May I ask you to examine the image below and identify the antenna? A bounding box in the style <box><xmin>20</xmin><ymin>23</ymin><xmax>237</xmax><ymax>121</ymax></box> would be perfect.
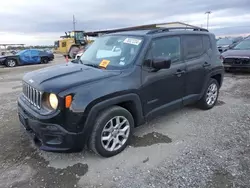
<box><xmin>73</xmin><ymin>15</ymin><xmax>76</xmax><ymax>31</ymax></box>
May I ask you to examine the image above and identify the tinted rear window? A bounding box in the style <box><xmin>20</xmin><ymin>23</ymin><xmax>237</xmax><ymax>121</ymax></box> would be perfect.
<box><xmin>184</xmin><ymin>35</ymin><xmax>203</xmax><ymax>59</ymax></box>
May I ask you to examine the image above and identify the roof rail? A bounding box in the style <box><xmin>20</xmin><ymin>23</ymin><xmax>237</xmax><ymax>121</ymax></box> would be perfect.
<box><xmin>147</xmin><ymin>27</ymin><xmax>208</xmax><ymax>34</ymax></box>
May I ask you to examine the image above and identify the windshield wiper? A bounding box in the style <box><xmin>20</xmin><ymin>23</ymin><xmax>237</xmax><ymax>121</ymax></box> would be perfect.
<box><xmin>79</xmin><ymin>59</ymin><xmax>84</xmax><ymax>64</ymax></box>
<box><xmin>84</xmin><ymin>63</ymin><xmax>100</xmax><ymax>68</ymax></box>
<box><xmin>79</xmin><ymin>59</ymin><xmax>100</xmax><ymax>69</ymax></box>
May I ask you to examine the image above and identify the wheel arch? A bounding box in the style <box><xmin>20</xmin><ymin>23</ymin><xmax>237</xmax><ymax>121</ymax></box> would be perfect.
<box><xmin>5</xmin><ymin>57</ymin><xmax>20</xmax><ymax>66</ymax></box>
<box><xmin>199</xmin><ymin>69</ymin><xmax>224</xmax><ymax>100</ymax></box>
<box><xmin>81</xmin><ymin>93</ymin><xmax>145</xmax><ymax>136</ymax></box>
<box><xmin>40</xmin><ymin>56</ymin><xmax>49</xmax><ymax>63</ymax></box>
<box><xmin>211</xmin><ymin>73</ymin><xmax>222</xmax><ymax>88</ymax></box>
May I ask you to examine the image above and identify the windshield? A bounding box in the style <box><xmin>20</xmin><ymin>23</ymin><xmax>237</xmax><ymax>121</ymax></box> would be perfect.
<box><xmin>217</xmin><ymin>38</ymin><xmax>233</xmax><ymax>46</ymax></box>
<box><xmin>80</xmin><ymin>35</ymin><xmax>143</xmax><ymax>69</ymax></box>
<box><xmin>16</xmin><ymin>50</ymin><xmax>26</xmax><ymax>55</ymax></box>
<box><xmin>75</xmin><ymin>32</ymin><xmax>85</xmax><ymax>41</ymax></box>
<box><xmin>54</xmin><ymin>41</ymin><xmax>59</xmax><ymax>49</ymax></box>
<box><xmin>233</xmin><ymin>40</ymin><xmax>250</xmax><ymax>50</ymax></box>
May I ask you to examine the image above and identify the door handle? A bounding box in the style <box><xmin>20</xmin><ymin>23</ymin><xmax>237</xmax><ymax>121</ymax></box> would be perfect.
<box><xmin>203</xmin><ymin>62</ymin><xmax>211</xmax><ymax>67</ymax></box>
<box><xmin>175</xmin><ymin>70</ymin><xmax>185</xmax><ymax>77</ymax></box>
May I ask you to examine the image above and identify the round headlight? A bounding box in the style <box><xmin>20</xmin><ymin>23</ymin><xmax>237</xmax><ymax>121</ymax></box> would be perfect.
<box><xmin>49</xmin><ymin>93</ymin><xmax>58</xmax><ymax>110</ymax></box>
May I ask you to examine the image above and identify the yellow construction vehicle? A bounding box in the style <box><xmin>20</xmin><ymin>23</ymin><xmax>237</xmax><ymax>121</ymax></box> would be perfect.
<box><xmin>53</xmin><ymin>31</ymin><xmax>93</xmax><ymax>59</ymax></box>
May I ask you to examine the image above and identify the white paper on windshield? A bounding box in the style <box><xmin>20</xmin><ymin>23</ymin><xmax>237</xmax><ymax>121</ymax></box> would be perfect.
<box><xmin>123</xmin><ymin>38</ymin><xmax>142</xmax><ymax>45</ymax></box>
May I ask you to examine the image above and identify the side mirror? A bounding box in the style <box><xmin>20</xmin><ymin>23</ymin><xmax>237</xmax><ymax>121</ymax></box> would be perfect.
<box><xmin>152</xmin><ymin>57</ymin><xmax>171</xmax><ymax>70</ymax></box>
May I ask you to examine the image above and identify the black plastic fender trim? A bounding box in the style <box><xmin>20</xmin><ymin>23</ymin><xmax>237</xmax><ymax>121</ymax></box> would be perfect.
<box><xmin>80</xmin><ymin>93</ymin><xmax>145</xmax><ymax>141</ymax></box>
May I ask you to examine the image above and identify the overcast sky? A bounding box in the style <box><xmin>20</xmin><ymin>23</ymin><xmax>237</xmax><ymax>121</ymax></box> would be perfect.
<box><xmin>1</xmin><ymin>0</ymin><xmax>250</xmax><ymax>45</ymax></box>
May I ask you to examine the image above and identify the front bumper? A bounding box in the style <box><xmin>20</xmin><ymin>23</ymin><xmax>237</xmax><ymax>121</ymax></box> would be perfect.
<box><xmin>0</xmin><ymin>59</ymin><xmax>5</xmax><ymax>65</ymax></box>
<box><xmin>224</xmin><ymin>64</ymin><xmax>250</xmax><ymax>70</ymax></box>
<box><xmin>17</xmin><ymin>96</ymin><xmax>84</xmax><ymax>152</ymax></box>
<box><xmin>49</xmin><ymin>55</ymin><xmax>54</xmax><ymax>61</ymax></box>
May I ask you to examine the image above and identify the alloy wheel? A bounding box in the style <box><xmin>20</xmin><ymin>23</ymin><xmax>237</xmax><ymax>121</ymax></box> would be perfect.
<box><xmin>101</xmin><ymin>116</ymin><xmax>130</xmax><ymax>152</ymax></box>
<box><xmin>8</xmin><ymin>60</ymin><xmax>16</xmax><ymax>67</ymax></box>
<box><xmin>43</xmin><ymin>58</ymin><xmax>48</xmax><ymax>63</ymax></box>
<box><xmin>206</xmin><ymin>83</ymin><xmax>218</xmax><ymax>106</ymax></box>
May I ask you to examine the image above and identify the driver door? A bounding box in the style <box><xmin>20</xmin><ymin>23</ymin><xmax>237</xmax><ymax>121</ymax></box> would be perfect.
<box><xmin>140</xmin><ymin>36</ymin><xmax>186</xmax><ymax>118</ymax></box>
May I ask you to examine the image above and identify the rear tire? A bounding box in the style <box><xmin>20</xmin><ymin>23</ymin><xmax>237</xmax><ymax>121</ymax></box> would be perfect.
<box><xmin>69</xmin><ymin>46</ymin><xmax>79</xmax><ymax>59</ymax></box>
<box><xmin>6</xmin><ymin>59</ymin><xmax>17</xmax><ymax>67</ymax></box>
<box><xmin>89</xmin><ymin>106</ymin><xmax>134</xmax><ymax>157</ymax></box>
<box><xmin>198</xmin><ymin>78</ymin><xmax>219</xmax><ymax>110</ymax></box>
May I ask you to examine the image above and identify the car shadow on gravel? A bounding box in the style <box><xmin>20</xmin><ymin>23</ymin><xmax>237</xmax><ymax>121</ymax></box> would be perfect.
<box><xmin>215</xmin><ymin>100</ymin><xmax>226</xmax><ymax>106</ymax></box>
<box><xmin>205</xmin><ymin>169</ymin><xmax>234</xmax><ymax>188</ymax></box>
<box><xmin>128</xmin><ymin>99</ymin><xmax>225</xmax><ymax>149</ymax></box>
<box><xmin>130</xmin><ymin>132</ymin><xmax>172</xmax><ymax>147</ymax></box>
<box><xmin>0</xmin><ymin>124</ymin><xmax>88</xmax><ymax>188</ymax></box>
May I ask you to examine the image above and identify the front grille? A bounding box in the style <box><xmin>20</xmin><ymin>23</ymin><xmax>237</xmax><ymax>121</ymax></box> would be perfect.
<box><xmin>22</xmin><ymin>82</ymin><xmax>42</xmax><ymax>109</ymax></box>
<box><xmin>224</xmin><ymin>57</ymin><xmax>250</xmax><ymax>65</ymax></box>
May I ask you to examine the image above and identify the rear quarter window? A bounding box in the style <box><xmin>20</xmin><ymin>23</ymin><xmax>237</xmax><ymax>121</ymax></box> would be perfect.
<box><xmin>202</xmin><ymin>35</ymin><xmax>212</xmax><ymax>52</ymax></box>
<box><xmin>183</xmin><ymin>35</ymin><xmax>203</xmax><ymax>59</ymax></box>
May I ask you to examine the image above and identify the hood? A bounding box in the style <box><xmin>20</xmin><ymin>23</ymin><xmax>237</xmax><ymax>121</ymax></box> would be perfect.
<box><xmin>222</xmin><ymin>49</ymin><xmax>250</xmax><ymax>58</ymax></box>
<box><xmin>23</xmin><ymin>63</ymin><xmax>121</xmax><ymax>93</ymax></box>
<box><xmin>0</xmin><ymin>55</ymin><xmax>18</xmax><ymax>59</ymax></box>
<box><xmin>0</xmin><ymin>55</ymin><xmax>7</xmax><ymax>59</ymax></box>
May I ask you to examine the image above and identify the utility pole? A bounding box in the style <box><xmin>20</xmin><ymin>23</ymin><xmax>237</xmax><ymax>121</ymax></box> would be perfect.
<box><xmin>205</xmin><ymin>11</ymin><xmax>211</xmax><ymax>30</ymax></box>
<box><xmin>73</xmin><ymin>15</ymin><xmax>76</xmax><ymax>31</ymax></box>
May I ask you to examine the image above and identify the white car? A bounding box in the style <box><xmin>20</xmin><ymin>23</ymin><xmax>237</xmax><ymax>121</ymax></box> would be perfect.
<box><xmin>75</xmin><ymin>50</ymin><xmax>84</xmax><ymax>59</ymax></box>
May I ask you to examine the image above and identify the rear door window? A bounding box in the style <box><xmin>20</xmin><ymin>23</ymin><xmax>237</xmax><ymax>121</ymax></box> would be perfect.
<box><xmin>30</xmin><ymin>50</ymin><xmax>39</xmax><ymax>56</ymax></box>
<box><xmin>23</xmin><ymin>50</ymin><xmax>31</xmax><ymax>56</ymax></box>
<box><xmin>183</xmin><ymin>35</ymin><xmax>203</xmax><ymax>59</ymax></box>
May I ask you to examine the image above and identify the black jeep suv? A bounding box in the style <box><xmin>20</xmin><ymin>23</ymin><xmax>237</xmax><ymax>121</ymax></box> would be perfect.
<box><xmin>18</xmin><ymin>27</ymin><xmax>224</xmax><ymax>157</ymax></box>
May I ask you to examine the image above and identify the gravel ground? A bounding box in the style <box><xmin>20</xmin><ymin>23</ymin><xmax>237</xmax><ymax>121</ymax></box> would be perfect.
<box><xmin>0</xmin><ymin>58</ymin><xmax>250</xmax><ymax>188</ymax></box>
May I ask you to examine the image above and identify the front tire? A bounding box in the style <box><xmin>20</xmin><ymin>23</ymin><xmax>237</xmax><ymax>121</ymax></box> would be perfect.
<box><xmin>89</xmin><ymin>106</ymin><xmax>134</xmax><ymax>157</ymax></box>
<box><xmin>41</xmin><ymin>57</ymin><xmax>49</xmax><ymax>64</ymax></box>
<box><xmin>198</xmin><ymin>78</ymin><xmax>219</xmax><ymax>110</ymax></box>
<box><xmin>6</xmin><ymin>59</ymin><xmax>17</xmax><ymax>67</ymax></box>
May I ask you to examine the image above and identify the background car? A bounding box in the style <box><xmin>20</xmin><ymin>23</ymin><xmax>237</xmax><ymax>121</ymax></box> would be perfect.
<box><xmin>10</xmin><ymin>50</ymin><xmax>18</xmax><ymax>55</ymax></box>
<box><xmin>217</xmin><ymin>37</ymin><xmax>242</xmax><ymax>53</ymax></box>
<box><xmin>74</xmin><ymin>43</ymin><xmax>92</xmax><ymax>59</ymax></box>
<box><xmin>244</xmin><ymin>35</ymin><xmax>250</xmax><ymax>40</ymax></box>
<box><xmin>221</xmin><ymin>38</ymin><xmax>250</xmax><ymax>70</ymax></box>
<box><xmin>75</xmin><ymin>49</ymin><xmax>84</xmax><ymax>59</ymax></box>
<box><xmin>0</xmin><ymin>49</ymin><xmax>54</xmax><ymax>67</ymax></box>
